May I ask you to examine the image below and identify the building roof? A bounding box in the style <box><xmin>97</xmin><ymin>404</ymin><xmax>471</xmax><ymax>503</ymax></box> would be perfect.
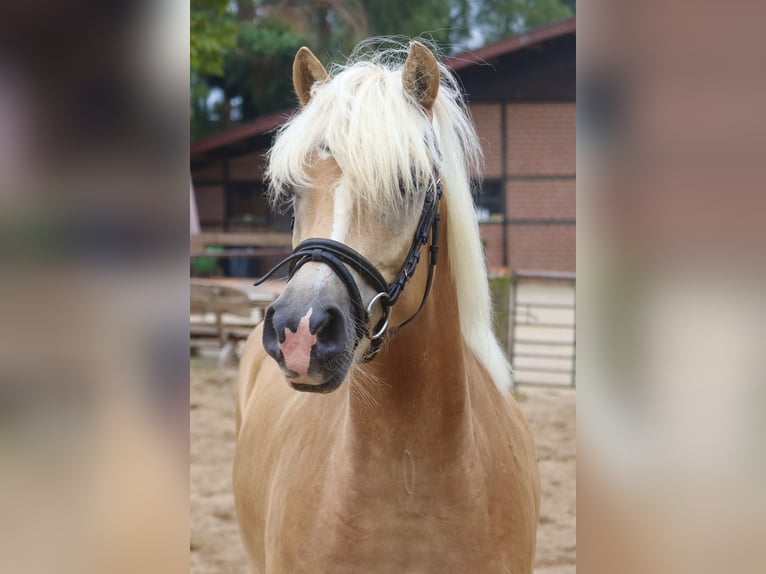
<box><xmin>190</xmin><ymin>108</ymin><xmax>296</xmax><ymax>157</ymax></box>
<box><xmin>443</xmin><ymin>16</ymin><xmax>575</xmax><ymax>71</ymax></box>
<box><xmin>191</xmin><ymin>16</ymin><xmax>575</xmax><ymax>160</ymax></box>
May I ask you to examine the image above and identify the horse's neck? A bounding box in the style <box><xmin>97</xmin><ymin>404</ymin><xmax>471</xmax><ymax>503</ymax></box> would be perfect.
<box><xmin>344</xmin><ymin>239</ymin><xmax>474</xmax><ymax>458</ymax></box>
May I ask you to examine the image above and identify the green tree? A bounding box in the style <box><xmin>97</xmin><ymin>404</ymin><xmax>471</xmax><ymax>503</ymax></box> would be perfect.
<box><xmin>361</xmin><ymin>0</ymin><xmax>472</xmax><ymax>52</ymax></box>
<box><xmin>191</xmin><ymin>1</ymin><xmax>370</xmax><ymax>138</ymax></box>
<box><xmin>263</xmin><ymin>0</ymin><xmax>368</xmax><ymax>57</ymax></box>
<box><xmin>191</xmin><ymin>0</ymin><xmax>238</xmax><ymax>78</ymax></box>
<box><xmin>473</xmin><ymin>0</ymin><xmax>573</xmax><ymax>42</ymax></box>
<box><xmin>191</xmin><ymin>0</ymin><xmax>240</xmax><ymax>136</ymax></box>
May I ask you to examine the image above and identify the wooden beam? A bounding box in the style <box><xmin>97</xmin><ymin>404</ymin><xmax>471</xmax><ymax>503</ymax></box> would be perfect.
<box><xmin>191</xmin><ymin>232</ymin><xmax>292</xmax><ymax>252</ymax></box>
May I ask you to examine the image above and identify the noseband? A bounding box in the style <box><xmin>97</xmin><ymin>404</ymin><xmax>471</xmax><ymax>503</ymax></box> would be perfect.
<box><xmin>254</xmin><ymin>179</ymin><xmax>442</xmax><ymax>361</ymax></box>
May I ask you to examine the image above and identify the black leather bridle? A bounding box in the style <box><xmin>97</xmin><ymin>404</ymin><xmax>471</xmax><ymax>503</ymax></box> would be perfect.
<box><xmin>254</xmin><ymin>179</ymin><xmax>442</xmax><ymax>361</ymax></box>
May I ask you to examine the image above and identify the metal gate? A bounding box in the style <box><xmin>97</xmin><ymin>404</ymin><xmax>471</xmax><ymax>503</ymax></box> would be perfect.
<box><xmin>509</xmin><ymin>270</ymin><xmax>576</xmax><ymax>387</ymax></box>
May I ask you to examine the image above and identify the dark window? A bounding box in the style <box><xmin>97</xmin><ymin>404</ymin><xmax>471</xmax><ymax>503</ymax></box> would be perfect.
<box><xmin>269</xmin><ymin>207</ymin><xmax>293</xmax><ymax>233</ymax></box>
<box><xmin>225</xmin><ymin>182</ymin><xmax>292</xmax><ymax>232</ymax></box>
<box><xmin>225</xmin><ymin>183</ymin><xmax>269</xmax><ymax>228</ymax></box>
<box><xmin>473</xmin><ymin>179</ymin><xmax>504</xmax><ymax>223</ymax></box>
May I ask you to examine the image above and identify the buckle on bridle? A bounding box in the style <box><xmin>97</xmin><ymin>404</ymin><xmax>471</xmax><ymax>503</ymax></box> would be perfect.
<box><xmin>366</xmin><ymin>291</ymin><xmax>391</xmax><ymax>340</ymax></box>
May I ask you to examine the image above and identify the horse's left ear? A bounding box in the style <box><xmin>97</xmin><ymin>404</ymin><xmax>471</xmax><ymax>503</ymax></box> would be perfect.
<box><xmin>402</xmin><ymin>41</ymin><xmax>440</xmax><ymax>111</ymax></box>
<box><xmin>293</xmin><ymin>46</ymin><xmax>329</xmax><ymax>106</ymax></box>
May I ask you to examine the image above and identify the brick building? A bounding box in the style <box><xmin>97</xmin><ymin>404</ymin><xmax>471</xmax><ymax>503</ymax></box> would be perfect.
<box><xmin>191</xmin><ymin>17</ymin><xmax>575</xmax><ymax>274</ymax></box>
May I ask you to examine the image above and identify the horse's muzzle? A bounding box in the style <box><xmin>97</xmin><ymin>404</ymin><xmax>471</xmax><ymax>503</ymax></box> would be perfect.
<box><xmin>262</xmin><ymin>296</ymin><xmax>353</xmax><ymax>393</ymax></box>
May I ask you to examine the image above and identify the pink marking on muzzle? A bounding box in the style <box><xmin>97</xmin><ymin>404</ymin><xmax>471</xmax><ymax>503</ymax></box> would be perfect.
<box><xmin>279</xmin><ymin>308</ymin><xmax>317</xmax><ymax>377</ymax></box>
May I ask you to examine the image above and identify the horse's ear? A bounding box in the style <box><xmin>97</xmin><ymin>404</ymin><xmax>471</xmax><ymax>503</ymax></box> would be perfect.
<box><xmin>402</xmin><ymin>41</ymin><xmax>440</xmax><ymax>111</ymax></box>
<box><xmin>293</xmin><ymin>47</ymin><xmax>329</xmax><ymax>106</ymax></box>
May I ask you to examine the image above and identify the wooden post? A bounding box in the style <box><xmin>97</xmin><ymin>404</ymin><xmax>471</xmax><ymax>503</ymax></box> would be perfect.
<box><xmin>508</xmin><ymin>271</ymin><xmax>518</xmax><ymax>368</ymax></box>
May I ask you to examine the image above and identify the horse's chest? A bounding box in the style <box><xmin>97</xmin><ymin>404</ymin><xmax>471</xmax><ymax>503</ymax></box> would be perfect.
<box><xmin>274</xmin><ymin>468</ymin><xmax>496</xmax><ymax>573</ymax></box>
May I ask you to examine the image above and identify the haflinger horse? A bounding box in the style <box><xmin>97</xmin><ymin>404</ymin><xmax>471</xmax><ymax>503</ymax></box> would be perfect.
<box><xmin>234</xmin><ymin>40</ymin><xmax>540</xmax><ymax>573</ymax></box>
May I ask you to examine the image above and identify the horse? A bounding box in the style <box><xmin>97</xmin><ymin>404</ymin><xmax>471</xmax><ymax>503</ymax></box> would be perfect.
<box><xmin>234</xmin><ymin>40</ymin><xmax>540</xmax><ymax>573</ymax></box>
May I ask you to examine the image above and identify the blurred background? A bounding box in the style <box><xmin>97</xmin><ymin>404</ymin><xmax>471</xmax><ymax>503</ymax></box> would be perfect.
<box><xmin>0</xmin><ymin>1</ymin><xmax>189</xmax><ymax>572</ymax></box>
<box><xmin>578</xmin><ymin>1</ymin><xmax>766</xmax><ymax>572</ymax></box>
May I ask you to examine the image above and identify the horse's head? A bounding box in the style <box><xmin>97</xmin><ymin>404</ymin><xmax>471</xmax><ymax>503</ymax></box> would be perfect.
<box><xmin>261</xmin><ymin>42</ymin><xmax>444</xmax><ymax>393</ymax></box>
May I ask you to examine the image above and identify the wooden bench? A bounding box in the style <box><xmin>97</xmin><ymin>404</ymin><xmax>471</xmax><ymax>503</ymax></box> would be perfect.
<box><xmin>190</xmin><ymin>280</ymin><xmax>277</xmax><ymax>363</ymax></box>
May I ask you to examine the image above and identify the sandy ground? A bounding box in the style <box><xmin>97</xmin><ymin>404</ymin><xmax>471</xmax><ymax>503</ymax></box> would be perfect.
<box><xmin>190</xmin><ymin>366</ymin><xmax>575</xmax><ymax>573</ymax></box>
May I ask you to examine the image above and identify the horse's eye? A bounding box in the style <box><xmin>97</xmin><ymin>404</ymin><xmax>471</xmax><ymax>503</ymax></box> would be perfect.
<box><xmin>274</xmin><ymin>187</ymin><xmax>297</xmax><ymax>214</ymax></box>
<box><xmin>398</xmin><ymin>174</ymin><xmax>415</xmax><ymax>198</ymax></box>
<box><xmin>318</xmin><ymin>142</ymin><xmax>332</xmax><ymax>157</ymax></box>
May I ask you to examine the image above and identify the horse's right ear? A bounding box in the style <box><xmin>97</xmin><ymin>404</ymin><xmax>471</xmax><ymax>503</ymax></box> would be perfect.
<box><xmin>293</xmin><ymin>47</ymin><xmax>329</xmax><ymax>106</ymax></box>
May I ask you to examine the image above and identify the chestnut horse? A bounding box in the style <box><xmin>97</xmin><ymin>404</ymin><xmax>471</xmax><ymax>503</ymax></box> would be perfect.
<box><xmin>234</xmin><ymin>41</ymin><xmax>540</xmax><ymax>573</ymax></box>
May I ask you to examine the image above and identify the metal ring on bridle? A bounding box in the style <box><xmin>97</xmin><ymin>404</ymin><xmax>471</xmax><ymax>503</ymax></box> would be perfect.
<box><xmin>366</xmin><ymin>292</ymin><xmax>391</xmax><ymax>340</ymax></box>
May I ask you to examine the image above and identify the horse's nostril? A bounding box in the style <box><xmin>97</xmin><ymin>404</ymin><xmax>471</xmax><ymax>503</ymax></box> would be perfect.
<box><xmin>312</xmin><ymin>305</ymin><xmax>347</xmax><ymax>360</ymax></box>
<box><xmin>262</xmin><ymin>305</ymin><xmax>282</xmax><ymax>360</ymax></box>
<box><xmin>314</xmin><ymin>306</ymin><xmax>343</xmax><ymax>337</ymax></box>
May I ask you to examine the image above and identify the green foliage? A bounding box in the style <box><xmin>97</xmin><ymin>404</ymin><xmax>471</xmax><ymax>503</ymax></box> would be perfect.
<box><xmin>361</xmin><ymin>0</ymin><xmax>472</xmax><ymax>52</ymax></box>
<box><xmin>191</xmin><ymin>3</ymin><xmax>308</xmax><ymax>139</ymax></box>
<box><xmin>488</xmin><ymin>274</ymin><xmax>513</xmax><ymax>353</ymax></box>
<box><xmin>474</xmin><ymin>0</ymin><xmax>573</xmax><ymax>42</ymax></box>
<box><xmin>219</xmin><ymin>20</ymin><xmax>308</xmax><ymax>121</ymax></box>
<box><xmin>190</xmin><ymin>0</ymin><xmax>238</xmax><ymax>78</ymax></box>
<box><xmin>191</xmin><ymin>0</ymin><xmax>239</xmax><ymax>132</ymax></box>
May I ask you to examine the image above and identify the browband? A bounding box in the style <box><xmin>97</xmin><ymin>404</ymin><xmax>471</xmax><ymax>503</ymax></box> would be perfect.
<box><xmin>254</xmin><ymin>179</ymin><xmax>442</xmax><ymax>361</ymax></box>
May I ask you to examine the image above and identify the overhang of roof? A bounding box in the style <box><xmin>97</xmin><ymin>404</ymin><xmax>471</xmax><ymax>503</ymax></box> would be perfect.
<box><xmin>443</xmin><ymin>16</ymin><xmax>575</xmax><ymax>71</ymax></box>
<box><xmin>190</xmin><ymin>108</ymin><xmax>297</xmax><ymax>159</ymax></box>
